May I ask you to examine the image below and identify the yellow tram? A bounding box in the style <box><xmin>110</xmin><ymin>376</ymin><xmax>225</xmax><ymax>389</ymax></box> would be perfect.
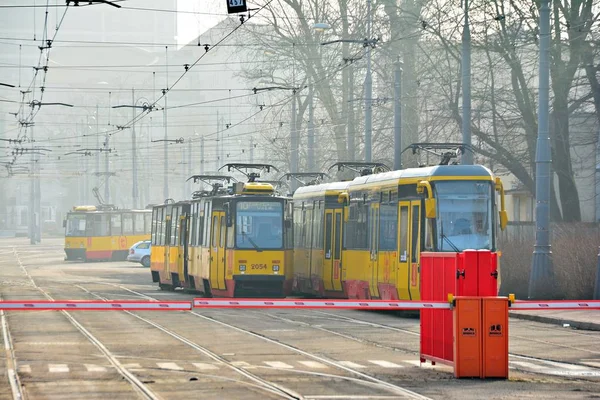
<box><xmin>150</xmin><ymin>164</ymin><xmax>294</xmax><ymax>297</ymax></box>
<box><xmin>292</xmin><ymin>162</ymin><xmax>507</xmax><ymax>300</ymax></box>
<box><xmin>64</xmin><ymin>205</ymin><xmax>152</xmax><ymax>261</ymax></box>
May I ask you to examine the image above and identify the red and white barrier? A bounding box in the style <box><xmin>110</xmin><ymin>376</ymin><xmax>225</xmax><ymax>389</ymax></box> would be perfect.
<box><xmin>0</xmin><ymin>300</ymin><xmax>192</xmax><ymax>311</ymax></box>
<box><xmin>192</xmin><ymin>298</ymin><xmax>452</xmax><ymax>310</ymax></box>
<box><xmin>510</xmin><ymin>300</ymin><xmax>600</xmax><ymax>310</ymax></box>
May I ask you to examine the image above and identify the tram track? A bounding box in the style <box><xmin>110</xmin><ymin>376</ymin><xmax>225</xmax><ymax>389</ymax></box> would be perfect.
<box><xmin>11</xmin><ymin>248</ymin><xmax>161</xmax><ymax>400</ymax></box>
<box><xmin>312</xmin><ymin>311</ymin><xmax>600</xmax><ymax>374</ymax></box>
<box><xmin>1</xmin><ymin>304</ymin><xmax>24</xmax><ymax>400</ymax></box>
<box><xmin>94</xmin><ymin>283</ymin><xmax>433</xmax><ymax>400</ymax></box>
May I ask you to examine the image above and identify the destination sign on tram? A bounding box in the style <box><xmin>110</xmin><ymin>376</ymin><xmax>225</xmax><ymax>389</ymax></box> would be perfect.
<box><xmin>237</xmin><ymin>201</ymin><xmax>281</xmax><ymax>212</ymax></box>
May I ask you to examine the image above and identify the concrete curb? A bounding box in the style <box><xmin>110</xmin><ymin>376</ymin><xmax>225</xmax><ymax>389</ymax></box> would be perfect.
<box><xmin>509</xmin><ymin>312</ymin><xmax>600</xmax><ymax>331</ymax></box>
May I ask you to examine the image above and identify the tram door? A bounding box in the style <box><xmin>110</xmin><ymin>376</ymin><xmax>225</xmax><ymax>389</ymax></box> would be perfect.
<box><xmin>369</xmin><ymin>203</ymin><xmax>380</xmax><ymax>298</ymax></box>
<box><xmin>324</xmin><ymin>209</ymin><xmax>344</xmax><ymax>292</ymax></box>
<box><xmin>209</xmin><ymin>211</ymin><xmax>226</xmax><ymax>290</ymax></box>
<box><xmin>398</xmin><ymin>201</ymin><xmax>421</xmax><ymax>300</ymax></box>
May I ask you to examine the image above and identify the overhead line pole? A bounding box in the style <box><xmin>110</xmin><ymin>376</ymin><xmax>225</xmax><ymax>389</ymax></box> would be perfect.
<box><xmin>528</xmin><ymin>0</ymin><xmax>554</xmax><ymax>300</ymax></box>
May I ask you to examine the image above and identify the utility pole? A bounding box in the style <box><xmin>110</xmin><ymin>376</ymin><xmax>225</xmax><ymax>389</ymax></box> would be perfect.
<box><xmin>163</xmin><ymin>46</ymin><xmax>169</xmax><ymax>200</ymax></box>
<box><xmin>393</xmin><ymin>57</ymin><xmax>403</xmax><ymax>170</ymax></box>
<box><xmin>364</xmin><ymin>0</ymin><xmax>373</xmax><ymax>162</ymax></box>
<box><xmin>250</xmin><ymin>136</ymin><xmax>254</xmax><ymax>164</ymax></box>
<box><xmin>529</xmin><ymin>0</ymin><xmax>554</xmax><ymax>299</ymax></box>
<box><xmin>348</xmin><ymin>61</ymin><xmax>356</xmax><ymax>161</ymax></box>
<box><xmin>188</xmin><ymin>139</ymin><xmax>192</xmax><ymax>197</ymax></box>
<box><xmin>461</xmin><ymin>0</ymin><xmax>473</xmax><ymax>164</ymax></box>
<box><xmin>106</xmin><ymin>91</ymin><xmax>111</xmax><ymax>203</ymax></box>
<box><xmin>29</xmin><ymin>125</ymin><xmax>35</xmax><ymax>244</ymax></box>
<box><xmin>290</xmin><ymin>90</ymin><xmax>298</xmax><ymax>192</ymax></box>
<box><xmin>307</xmin><ymin>84</ymin><xmax>315</xmax><ymax>171</ymax></box>
<box><xmin>95</xmin><ymin>104</ymin><xmax>99</xmax><ymax>190</ymax></box>
<box><xmin>132</xmin><ymin>88</ymin><xmax>139</xmax><ymax>209</ymax></box>
<box><xmin>200</xmin><ymin>136</ymin><xmax>205</xmax><ymax>191</ymax></box>
<box><xmin>105</xmin><ymin>132</ymin><xmax>110</xmax><ymax>203</ymax></box>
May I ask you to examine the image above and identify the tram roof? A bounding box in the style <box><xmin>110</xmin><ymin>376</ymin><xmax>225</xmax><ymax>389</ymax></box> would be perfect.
<box><xmin>348</xmin><ymin>165</ymin><xmax>494</xmax><ymax>190</ymax></box>
<box><xmin>293</xmin><ymin>181</ymin><xmax>351</xmax><ymax>199</ymax></box>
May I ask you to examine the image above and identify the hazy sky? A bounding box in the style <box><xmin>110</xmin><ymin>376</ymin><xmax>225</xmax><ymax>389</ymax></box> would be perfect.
<box><xmin>176</xmin><ymin>0</ymin><xmax>226</xmax><ymax>49</ymax></box>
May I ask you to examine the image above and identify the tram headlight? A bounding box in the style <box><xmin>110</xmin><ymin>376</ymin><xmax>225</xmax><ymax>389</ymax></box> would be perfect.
<box><xmin>79</xmin><ymin>243</ymin><xmax>85</xmax><ymax>248</ymax></box>
<box><xmin>239</xmin><ymin>265</ymin><xmax>246</xmax><ymax>272</ymax></box>
<box><xmin>272</xmin><ymin>265</ymin><xmax>280</xmax><ymax>272</ymax></box>
<box><xmin>65</xmin><ymin>243</ymin><xmax>70</xmax><ymax>248</ymax></box>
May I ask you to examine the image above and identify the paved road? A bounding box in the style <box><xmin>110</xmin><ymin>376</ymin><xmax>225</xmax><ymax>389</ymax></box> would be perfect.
<box><xmin>1</xmin><ymin>238</ymin><xmax>600</xmax><ymax>399</ymax></box>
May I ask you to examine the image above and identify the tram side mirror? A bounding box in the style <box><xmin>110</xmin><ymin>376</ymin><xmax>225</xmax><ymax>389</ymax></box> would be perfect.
<box><xmin>425</xmin><ymin>198</ymin><xmax>436</xmax><ymax>219</ymax></box>
<box><xmin>224</xmin><ymin>203</ymin><xmax>233</xmax><ymax>227</ymax></box>
<box><xmin>499</xmin><ymin>210</ymin><xmax>508</xmax><ymax>231</ymax></box>
<box><xmin>337</xmin><ymin>192</ymin><xmax>349</xmax><ymax>206</ymax></box>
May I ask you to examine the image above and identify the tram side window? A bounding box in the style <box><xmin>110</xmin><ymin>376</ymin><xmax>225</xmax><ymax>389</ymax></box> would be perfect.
<box><xmin>211</xmin><ymin>216</ymin><xmax>218</xmax><ymax>247</ymax></box>
<box><xmin>197</xmin><ymin>208</ymin><xmax>205</xmax><ymax>246</ymax></box>
<box><xmin>151</xmin><ymin>209</ymin><xmax>157</xmax><ymax>245</ymax></box>
<box><xmin>379</xmin><ymin>205</ymin><xmax>398</xmax><ymax>251</ymax></box>
<box><xmin>203</xmin><ymin>203</ymin><xmax>211</xmax><ymax>247</ymax></box>
<box><xmin>424</xmin><ymin>218</ymin><xmax>435</xmax><ymax>251</ymax></box>
<box><xmin>324</xmin><ymin>213</ymin><xmax>332</xmax><ymax>259</ymax></box>
<box><xmin>171</xmin><ymin>208</ymin><xmax>179</xmax><ymax>246</ymax></box>
<box><xmin>189</xmin><ymin>204</ymin><xmax>197</xmax><ymax>246</ymax></box>
<box><xmin>293</xmin><ymin>207</ymin><xmax>303</xmax><ymax>248</ymax></box>
<box><xmin>157</xmin><ymin>208</ymin><xmax>164</xmax><ymax>246</ymax></box>
<box><xmin>399</xmin><ymin>206</ymin><xmax>408</xmax><ymax>262</ymax></box>
<box><xmin>344</xmin><ymin>202</ymin><xmax>369</xmax><ymax>249</ymax></box>
<box><xmin>411</xmin><ymin>205</ymin><xmax>420</xmax><ymax>262</ymax></box>
<box><xmin>93</xmin><ymin>214</ymin><xmax>109</xmax><ymax>236</ymax></box>
<box><xmin>134</xmin><ymin>213</ymin><xmax>145</xmax><ymax>235</ymax></box>
<box><xmin>144</xmin><ymin>213</ymin><xmax>151</xmax><ymax>235</ymax></box>
<box><xmin>122</xmin><ymin>213</ymin><xmax>133</xmax><ymax>235</ymax></box>
<box><xmin>110</xmin><ymin>214</ymin><xmax>122</xmax><ymax>236</ymax></box>
<box><xmin>313</xmin><ymin>204</ymin><xmax>323</xmax><ymax>249</ymax></box>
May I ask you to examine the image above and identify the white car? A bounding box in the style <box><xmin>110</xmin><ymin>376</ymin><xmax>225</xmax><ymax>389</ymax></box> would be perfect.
<box><xmin>127</xmin><ymin>240</ymin><xmax>151</xmax><ymax>267</ymax></box>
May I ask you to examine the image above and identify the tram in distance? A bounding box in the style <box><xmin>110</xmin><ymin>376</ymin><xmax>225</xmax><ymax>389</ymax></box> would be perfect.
<box><xmin>291</xmin><ymin>152</ymin><xmax>508</xmax><ymax>300</ymax></box>
<box><xmin>64</xmin><ymin>206</ymin><xmax>152</xmax><ymax>262</ymax></box>
<box><xmin>150</xmin><ymin>164</ymin><xmax>294</xmax><ymax>297</ymax></box>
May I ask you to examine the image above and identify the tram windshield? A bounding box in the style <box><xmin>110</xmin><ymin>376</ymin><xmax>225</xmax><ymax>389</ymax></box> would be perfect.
<box><xmin>434</xmin><ymin>181</ymin><xmax>493</xmax><ymax>251</ymax></box>
<box><xmin>65</xmin><ymin>214</ymin><xmax>87</xmax><ymax>237</ymax></box>
<box><xmin>236</xmin><ymin>201</ymin><xmax>283</xmax><ymax>249</ymax></box>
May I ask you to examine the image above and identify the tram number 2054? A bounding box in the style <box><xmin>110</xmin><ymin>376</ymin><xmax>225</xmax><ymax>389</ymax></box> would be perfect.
<box><xmin>251</xmin><ymin>264</ymin><xmax>267</xmax><ymax>270</ymax></box>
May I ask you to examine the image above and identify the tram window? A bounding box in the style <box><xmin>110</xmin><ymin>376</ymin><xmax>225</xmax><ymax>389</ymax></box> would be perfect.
<box><xmin>211</xmin><ymin>216</ymin><xmax>218</xmax><ymax>247</ymax></box>
<box><xmin>204</xmin><ymin>203</ymin><xmax>211</xmax><ymax>247</ymax></box>
<box><xmin>334</xmin><ymin>213</ymin><xmax>342</xmax><ymax>259</ymax></box>
<box><xmin>110</xmin><ymin>214</ymin><xmax>122</xmax><ymax>236</ymax></box>
<box><xmin>92</xmin><ymin>214</ymin><xmax>109</xmax><ymax>236</ymax></box>
<box><xmin>157</xmin><ymin>208</ymin><xmax>164</xmax><ymax>245</ymax></box>
<box><xmin>144</xmin><ymin>213</ymin><xmax>151</xmax><ymax>235</ymax></box>
<box><xmin>379</xmin><ymin>205</ymin><xmax>398</xmax><ymax>251</ymax></box>
<box><xmin>134</xmin><ymin>213</ymin><xmax>144</xmax><ymax>235</ymax></box>
<box><xmin>325</xmin><ymin>213</ymin><xmax>332</xmax><ymax>259</ymax></box>
<box><xmin>227</xmin><ymin>219</ymin><xmax>234</xmax><ymax>248</ymax></box>
<box><xmin>399</xmin><ymin>206</ymin><xmax>408</xmax><ymax>261</ymax></box>
<box><xmin>171</xmin><ymin>208</ymin><xmax>179</xmax><ymax>246</ymax></box>
<box><xmin>345</xmin><ymin>202</ymin><xmax>369</xmax><ymax>249</ymax></box>
<box><xmin>122</xmin><ymin>213</ymin><xmax>134</xmax><ymax>235</ymax></box>
<box><xmin>411</xmin><ymin>205</ymin><xmax>420</xmax><ymax>262</ymax></box>
<box><xmin>220</xmin><ymin>216</ymin><xmax>226</xmax><ymax>248</ymax></box>
<box><xmin>198</xmin><ymin>212</ymin><xmax>204</xmax><ymax>246</ymax></box>
<box><xmin>191</xmin><ymin>206</ymin><xmax>197</xmax><ymax>246</ymax></box>
<box><xmin>424</xmin><ymin>219</ymin><xmax>435</xmax><ymax>251</ymax></box>
<box><xmin>151</xmin><ymin>209</ymin><xmax>157</xmax><ymax>244</ymax></box>
<box><xmin>315</xmin><ymin>208</ymin><xmax>323</xmax><ymax>249</ymax></box>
